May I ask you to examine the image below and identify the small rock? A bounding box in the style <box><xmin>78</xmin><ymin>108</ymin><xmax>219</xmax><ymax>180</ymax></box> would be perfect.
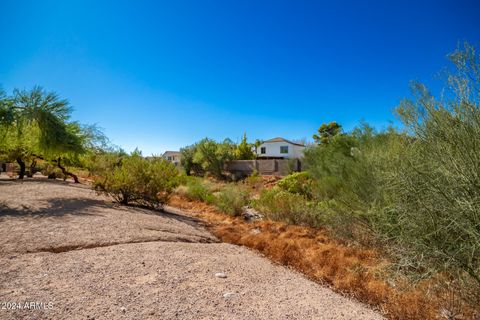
<box><xmin>242</xmin><ymin>206</ymin><xmax>263</xmax><ymax>221</ymax></box>
<box><xmin>223</xmin><ymin>292</ymin><xmax>236</xmax><ymax>299</ymax></box>
<box><xmin>215</xmin><ymin>272</ymin><xmax>227</xmax><ymax>278</ymax></box>
<box><xmin>120</xmin><ymin>307</ymin><xmax>126</xmax><ymax>313</ymax></box>
<box><xmin>249</xmin><ymin>228</ymin><xmax>261</xmax><ymax>235</ymax></box>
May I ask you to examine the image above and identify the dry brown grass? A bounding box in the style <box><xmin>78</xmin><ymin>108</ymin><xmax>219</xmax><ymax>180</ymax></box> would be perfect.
<box><xmin>168</xmin><ymin>195</ymin><xmax>478</xmax><ymax>320</ymax></box>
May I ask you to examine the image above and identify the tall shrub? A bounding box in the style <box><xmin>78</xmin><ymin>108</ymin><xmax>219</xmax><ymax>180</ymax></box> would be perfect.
<box><xmin>95</xmin><ymin>151</ymin><xmax>179</xmax><ymax>208</ymax></box>
<box><xmin>386</xmin><ymin>43</ymin><xmax>480</xmax><ymax>292</ymax></box>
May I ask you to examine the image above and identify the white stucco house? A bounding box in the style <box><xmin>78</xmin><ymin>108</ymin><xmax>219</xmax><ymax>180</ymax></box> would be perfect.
<box><xmin>255</xmin><ymin>137</ymin><xmax>305</xmax><ymax>159</ymax></box>
<box><xmin>162</xmin><ymin>151</ymin><xmax>182</xmax><ymax>166</ymax></box>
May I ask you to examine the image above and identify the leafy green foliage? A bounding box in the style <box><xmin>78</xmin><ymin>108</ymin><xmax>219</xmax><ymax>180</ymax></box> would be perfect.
<box><xmin>182</xmin><ymin>177</ymin><xmax>216</xmax><ymax>204</ymax></box>
<box><xmin>277</xmin><ymin>172</ymin><xmax>313</xmax><ymax>198</ymax></box>
<box><xmin>312</xmin><ymin>121</ymin><xmax>342</xmax><ymax>144</ymax></box>
<box><xmin>180</xmin><ymin>138</ymin><xmax>237</xmax><ymax>178</ymax></box>
<box><xmin>299</xmin><ymin>43</ymin><xmax>480</xmax><ymax>301</ymax></box>
<box><xmin>253</xmin><ymin>188</ymin><xmax>319</xmax><ymax>226</ymax></box>
<box><xmin>214</xmin><ymin>185</ymin><xmax>249</xmax><ymax>216</ymax></box>
<box><xmin>384</xmin><ymin>43</ymin><xmax>480</xmax><ymax>289</ymax></box>
<box><xmin>192</xmin><ymin>138</ymin><xmax>236</xmax><ymax>178</ymax></box>
<box><xmin>94</xmin><ymin>151</ymin><xmax>179</xmax><ymax>208</ymax></box>
<box><xmin>0</xmin><ymin>86</ymin><xmax>98</xmax><ymax>181</ymax></box>
<box><xmin>180</xmin><ymin>143</ymin><xmax>203</xmax><ymax>176</ymax></box>
<box><xmin>244</xmin><ymin>169</ymin><xmax>262</xmax><ymax>187</ymax></box>
<box><xmin>235</xmin><ymin>133</ymin><xmax>255</xmax><ymax>160</ymax></box>
<box><xmin>82</xmin><ymin>148</ymin><xmax>126</xmax><ymax>177</ymax></box>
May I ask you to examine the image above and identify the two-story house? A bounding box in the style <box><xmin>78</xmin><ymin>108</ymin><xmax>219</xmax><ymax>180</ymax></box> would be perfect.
<box><xmin>162</xmin><ymin>151</ymin><xmax>182</xmax><ymax>166</ymax></box>
<box><xmin>255</xmin><ymin>137</ymin><xmax>305</xmax><ymax>159</ymax></box>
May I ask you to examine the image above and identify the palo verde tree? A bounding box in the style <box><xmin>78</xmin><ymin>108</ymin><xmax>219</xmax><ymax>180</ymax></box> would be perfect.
<box><xmin>0</xmin><ymin>86</ymin><xmax>97</xmax><ymax>182</ymax></box>
<box><xmin>387</xmin><ymin>42</ymin><xmax>480</xmax><ymax>293</ymax></box>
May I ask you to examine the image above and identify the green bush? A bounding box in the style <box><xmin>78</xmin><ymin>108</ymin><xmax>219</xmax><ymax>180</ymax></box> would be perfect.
<box><xmin>214</xmin><ymin>185</ymin><xmax>249</xmax><ymax>216</ymax></box>
<box><xmin>94</xmin><ymin>152</ymin><xmax>179</xmax><ymax>208</ymax></box>
<box><xmin>252</xmin><ymin>188</ymin><xmax>320</xmax><ymax>226</ymax></box>
<box><xmin>244</xmin><ymin>169</ymin><xmax>262</xmax><ymax>187</ymax></box>
<box><xmin>300</xmin><ymin>44</ymin><xmax>480</xmax><ymax>302</ymax></box>
<box><xmin>184</xmin><ymin>178</ymin><xmax>216</xmax><ymax>204</ymax></box>
<box><xmin>383</xmin><ymin>45</ymin><xmax>480</xmax><ymax>292</ymax></box>
<box><xmin>191</xmin><ymin>138</ymin><xmax>236</xmax><ymax>178</ymax></box>
<box><xmin>304</xmin><ymin>125</ymin><xmax>401</xmax><ymax>210</ymax></box>
<box><xmin>175</xmin><ymin>176</ymin><xmax>216</xmax><ymax>204</ymax></box>
<box><xmin>277</xmin><ymin>172</ymin><xmax>313</xmax><ymax>198</ymax></box>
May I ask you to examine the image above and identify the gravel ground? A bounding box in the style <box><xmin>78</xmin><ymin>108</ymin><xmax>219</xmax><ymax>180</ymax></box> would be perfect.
<box><xmin>0</xmin><ymin>178</ymin><xmax>384</xmax><ymax>320</ymax></box>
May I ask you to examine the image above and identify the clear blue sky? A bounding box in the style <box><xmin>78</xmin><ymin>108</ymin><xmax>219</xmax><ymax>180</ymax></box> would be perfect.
<box><xmin>1</xmin><ymin>0</ymin><xmax>479</xmax><ymax>155</ymax></box>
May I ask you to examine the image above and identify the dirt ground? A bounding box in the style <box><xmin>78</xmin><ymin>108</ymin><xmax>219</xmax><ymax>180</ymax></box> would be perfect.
<box><xmin>0</xmin><ymin>178</ymin><xmax>384</xmax><ymax>319</ymax></box>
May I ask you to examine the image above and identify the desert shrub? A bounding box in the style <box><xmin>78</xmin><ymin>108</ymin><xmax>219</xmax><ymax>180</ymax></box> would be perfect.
<box><xmin>277</xmin><ymin>172</ymin><xmax>313</xmax><ymax>198</ymax></box>
<box><xmin>244</xmin><ymin>169</ymin><xmax>262</xmax><ymax>188</ymax></box>
<box><xmin>383</xmin><ymin>44</ymin><xmax>480</xmax><ymax>296</ymax></box>
<box><xmin>235</xmin><ymin>133</ymin><xmax>255</xmax><ymax>160</ymax></box>
<box><xmin>253</xmin><ymin>188</ymin><xmax>321</xmax><ymax>226</ymax></box>
<box><xmin>214</xmin><ymin>185</ymin><xmax>249</xmax><ymax>216</ymax></box>
<box><xmin>94</xmin><ymin>152</ymin><xmax>179</xmax><ymax>208</ymax></box>
<box><xmin>180</xmin><ymin>144</ymin><xmax>204</xmax><ymax>176</ymax></box>
<box><xmin>181</xmin><ymin>137</ymin><xmax>253</xmax><ymax>178</ymax></box>
<box><xmin>192</xmin><ymin>138</ymin><xmax>236</xmax><ymax>178</ymax></box>
<box><xmin>298</xmin><ymin>44</ymin><xmax>480</xmax><ymax>307</ymax></box>
<box><xmin>305</xmin><ymin>125</ymin><xmax>402</xmax><ymax>211</ymax></box>
<box><xmin>181</xmin><ymin>177</ymin><xmax>216</xmax><ymax>204</ymax></box>
<box><xmin>82</xmin><ymin>149</ymin><xmax>126</xmax><ymax>177</ymax></box>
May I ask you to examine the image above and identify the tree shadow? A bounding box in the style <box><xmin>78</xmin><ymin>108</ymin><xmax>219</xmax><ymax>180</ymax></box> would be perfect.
<box><xmin>0</xmin><ymin>197</ymin><xmax>108</xmax><ymax>218</ymax></box>
<box><xmin>118</xmin><ymin>203</ymin><xmax>206</xmax><ymax>228</ymax></box>
<box><xmin>0</xmin><ymin>179</ymin><xmax>210</xmax><ymax>233</ymax></box>
<box><xmin>0</xmin><ymin>177</ymin><xmax>90</xmax><ymax>189</ymax></box>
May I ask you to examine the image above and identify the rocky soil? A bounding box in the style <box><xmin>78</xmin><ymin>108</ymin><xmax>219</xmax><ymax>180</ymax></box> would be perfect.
<box><xmin>0</xmin><ymin>178</ymin><xmax>384</xmax><ymax>319</ymax></box>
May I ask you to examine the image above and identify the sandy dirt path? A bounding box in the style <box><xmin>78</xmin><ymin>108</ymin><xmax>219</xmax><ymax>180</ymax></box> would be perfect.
<box><xmin>0</xmin><ymin>179</ymin><xmax>384</xmax><ymax>319</ymax></box>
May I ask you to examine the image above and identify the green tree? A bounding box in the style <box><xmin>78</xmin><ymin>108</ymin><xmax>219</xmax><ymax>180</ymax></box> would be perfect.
<box><xmin>253</xmin><ymin>139</ymin><xmax>263</xmax><ymax>155</ymax></box>
<box><xmin>388</xmin><ymin>42</ymin><xmax>480</xmax><ymax>290</ymax></box>
<box><xmin>313</xmin><ymin>122</ymin><xmax>342</xmax><ymax>144</ymax></box>
<box><xmin>0</xmin><ymin>86</ymin><xmax>96</xmax><ymax>182</ymax></box>
<box><xmin>235</xmin><ymin>133</ymin><xmax>255</xmax><ymax>160</ymax></box>
<box><xmin>192</xmin><ymin>138</ymin><xmax>235</xmax><ymax>178</ymax></box>
<box><xmin>180</xmin><ymin>143</ymin><xmax>203</xmax><ymax>176</ymax></box>
<box><xmin>94</xmin><ymin>151</ymin><xmax>179</xmax><ymax>207</ymax></box>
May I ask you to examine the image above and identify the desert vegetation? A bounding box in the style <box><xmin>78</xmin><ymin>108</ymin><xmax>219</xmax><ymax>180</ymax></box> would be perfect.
<box><xmin>2</xmin><ymin>43</ymin><xmax>479</xmax><ymax>318</ymax></box>
<box><xmin>93</xmin><ymin>150</ymin><xmax>180</xmax><ymax>208</ymax></box>
<box><xmin>0</xmin><ymin>86</ymin><xmax>108</xmax><ymax>182</ymax></box>
<box><xmin>180</xmin><ymin>133</ymin><xmax>256</xmax><ymax>178</ymax></box>
<box><xmin>170</xmin><ymin>43</ymin><xmax>480</xmax><ymax>318</ymax></box>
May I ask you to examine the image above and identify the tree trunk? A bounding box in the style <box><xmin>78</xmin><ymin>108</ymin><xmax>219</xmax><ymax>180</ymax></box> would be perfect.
<box><xmin>56</xmin><ymin>158</ymin><xmax>79</xmax><ymax>183</ymax></box>
<box><xmin>16</xmin><ymin>157</ymin><xmax>25</xmax><ymax>179</ymax></box>
<box><xmin>28</xmin><ymin>159</ymin><xmax>37</xmax><ymax>178</ymax></box>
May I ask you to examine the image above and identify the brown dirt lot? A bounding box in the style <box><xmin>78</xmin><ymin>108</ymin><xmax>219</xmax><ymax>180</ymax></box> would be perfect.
<box><xmin>0</xmin><ymin>178</ymin><xmax>384</xmax><ymax>319</ymax></box>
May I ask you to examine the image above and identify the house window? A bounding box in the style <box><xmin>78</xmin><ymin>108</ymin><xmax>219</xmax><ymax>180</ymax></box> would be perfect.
<box><xmin>280</xmin><ymin>146</ymin><xmax>289</xmax><ymax>154</ymax></box>
<box><xmin>260</xmin><ymin>147</ymin><xmax>266</xmax><ymax>154</ymax></box>
<box><xmin>167</xmin><ymin>156</ymin><xmax>172</xmax><ymax>161</ymax></box>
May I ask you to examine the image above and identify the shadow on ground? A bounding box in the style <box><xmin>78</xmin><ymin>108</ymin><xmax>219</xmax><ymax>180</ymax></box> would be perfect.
<box><xmin>0</xmin><ymin>197</ymin><xmax>107</xmax><ymax>217</ymax></box>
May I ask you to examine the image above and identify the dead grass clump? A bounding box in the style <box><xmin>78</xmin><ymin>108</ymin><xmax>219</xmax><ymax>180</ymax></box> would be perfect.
<box><xmin>167</xmin><ymin>195</ymin><xmax>457</xmax><ymax>319</ymax></box>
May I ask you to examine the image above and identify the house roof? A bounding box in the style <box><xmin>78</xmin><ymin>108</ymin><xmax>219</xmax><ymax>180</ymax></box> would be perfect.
<box><xmin>262</xmin><ymin>137</ymin><xmax>305</xmax><ymax>147</ymax></box>
<box><xmin>162</xmin><ymin>151</ymin><xmax>181</xmax><ymax>156</ymax></box>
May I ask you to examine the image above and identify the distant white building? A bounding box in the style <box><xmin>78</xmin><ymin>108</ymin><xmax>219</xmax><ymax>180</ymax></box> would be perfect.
<box><xmin>162</xmin><ymin>151</ymin><xmax>182</xmax><ymax>166</ymax></box>
<box><xmin>255</xmin><ymin>137</ymin><xmax>305</xmax><ymax>159</ymax></box>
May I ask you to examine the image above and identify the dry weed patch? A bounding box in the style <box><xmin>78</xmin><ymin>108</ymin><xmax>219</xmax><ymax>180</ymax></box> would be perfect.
<box><xmin>169</xmin><ymin>195</ymin><xmax>454</xmax><ymax>320</ymax></box>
